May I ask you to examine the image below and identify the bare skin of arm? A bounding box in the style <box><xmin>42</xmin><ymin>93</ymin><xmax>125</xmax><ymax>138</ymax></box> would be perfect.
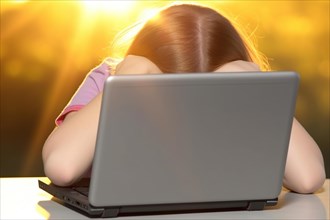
<box><xmin>42</xmin><ymin>55</ymin><xmax>162</xmax><ymax>186</ymax></box>
<box><xmin>283</xmin><ymin>118</ymin><xmax>325</xmax><ymax>193</ymax></box>
<box><xmin>216</xmin><ymin>60</ymin><xmax>326</xmax><ymax>193</ymax></box>
<box><xmin>43</xmin><ymin>57</ymin><xmax>326</xmax><ymax>193</ymax></box>
<box><xmin>42</xmin><ymin>95</ymin><xmax>101</xmax><ymax>186</ymax></box>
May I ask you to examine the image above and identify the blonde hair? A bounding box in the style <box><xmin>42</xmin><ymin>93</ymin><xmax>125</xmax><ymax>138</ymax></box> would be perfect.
<box><xmin>111</xmin><ymin>4</ymin><xmax>269</xmax><ymax>72</ymax></box>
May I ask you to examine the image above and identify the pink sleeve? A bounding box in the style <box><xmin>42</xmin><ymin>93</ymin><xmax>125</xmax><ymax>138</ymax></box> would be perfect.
<box><xmin>55</xmin><ymin>59</ymin><xmax>112</xmax><ymax>126</ymax></box>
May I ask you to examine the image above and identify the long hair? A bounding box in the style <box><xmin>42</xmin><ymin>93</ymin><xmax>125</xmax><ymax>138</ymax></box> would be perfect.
<box><xmin>119</xmin><ymin>4</ymin><xmax>269</xmax><ymax>72</ymax></box>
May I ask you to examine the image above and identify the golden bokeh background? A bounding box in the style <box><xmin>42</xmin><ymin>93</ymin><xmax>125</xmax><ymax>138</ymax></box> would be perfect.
<box><xmin>1</xmin><ymin>0</ymin><xmax>329</xmax><ymax>177</ymax></box>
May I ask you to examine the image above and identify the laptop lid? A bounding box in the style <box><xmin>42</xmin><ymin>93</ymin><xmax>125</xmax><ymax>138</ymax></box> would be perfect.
<box><xmin>89</xmin><ymin>71</ymin><xmax>299</xmax><ymax>207</ymax></box>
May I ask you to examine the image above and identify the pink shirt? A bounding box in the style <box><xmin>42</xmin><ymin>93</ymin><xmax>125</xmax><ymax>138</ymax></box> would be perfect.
<box><xmin>55</xmin><ymin>58</ymin><xmax>113</xmax><ymax>125</ymax></box>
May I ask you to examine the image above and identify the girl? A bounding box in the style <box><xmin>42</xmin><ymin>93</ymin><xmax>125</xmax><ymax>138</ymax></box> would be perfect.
<box><xmin>42</xmin><ymin>4</ymin><xmax>325</xmax><ymax>193</ymax></box>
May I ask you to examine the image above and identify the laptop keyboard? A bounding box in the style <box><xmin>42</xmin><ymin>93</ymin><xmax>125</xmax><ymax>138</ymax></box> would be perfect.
<box><xmin>72</xmin><ymin>178</ymin><xmax>90</xmax><ymax>197</ymax></box>
<box><xmin>74</xmin><ymin>187</ymin><xmax>89</xmax><ymax>196</ymax></box>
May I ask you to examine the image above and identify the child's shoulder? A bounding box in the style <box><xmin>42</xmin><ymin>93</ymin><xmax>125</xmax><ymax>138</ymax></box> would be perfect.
<box><xmin>86</xmin><ymin>57</ymin><xmax>117</xmax><ymax>78</ymax></box>
<box><xmin>102</xmin><ymin>57</ymin><xmax>122</xmax><ymax>75</ymax></box>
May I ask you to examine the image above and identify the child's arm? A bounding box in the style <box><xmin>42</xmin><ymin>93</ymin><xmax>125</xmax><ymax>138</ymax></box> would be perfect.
<box><xmin>42</xmin><ymin>55</ymin><xmax>162</xmax><ymax>186</ymax></box>
<box><xmin>215</xmin><ymin>60</ymin><xmax>326</xmax><ymax>193</ymax></box>
<box><xmin>283</xmin><ymin>118</ymin><xmax>326</xmax><ymax>193</ymax></box>
<box><xmin>42</xmin><ymin>93</ymin><xmax>102</xmax><ymax>186</ymax></box>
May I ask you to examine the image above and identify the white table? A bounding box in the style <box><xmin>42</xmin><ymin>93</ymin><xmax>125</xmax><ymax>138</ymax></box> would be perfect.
<box><xmin>1</xmin><ymin>178</ymin><xmax>329</xmax><ymax>219</ymax></box>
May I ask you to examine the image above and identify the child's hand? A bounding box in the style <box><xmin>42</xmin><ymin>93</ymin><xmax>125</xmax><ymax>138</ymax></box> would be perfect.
<box><xmin>115</xmin><ymin>55</ymin><xmax>162</xmax><ymax>75</ymax></box>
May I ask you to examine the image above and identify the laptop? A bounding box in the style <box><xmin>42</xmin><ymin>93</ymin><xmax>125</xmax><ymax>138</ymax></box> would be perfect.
<box><xmin>39</xmin><ymin>71</ymin><xmax>299</xmax><ymax>218</ymax></box>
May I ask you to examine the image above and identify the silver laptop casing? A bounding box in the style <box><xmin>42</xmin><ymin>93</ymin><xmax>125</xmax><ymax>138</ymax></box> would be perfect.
<box><xmin>90</xmin><ymin>72</ymin><xmax>299</xmax><ymax>207</ymax></box>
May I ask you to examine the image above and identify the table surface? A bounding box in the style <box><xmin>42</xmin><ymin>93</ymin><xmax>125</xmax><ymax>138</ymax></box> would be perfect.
<box><xmin>0</xmin><ymin>177</ymin><xmax>329</xmax><ymax>219</ymax></box>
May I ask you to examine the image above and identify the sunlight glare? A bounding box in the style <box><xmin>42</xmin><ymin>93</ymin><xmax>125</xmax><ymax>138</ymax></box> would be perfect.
<box><xmin>138</xmin><ymin>8</ymin><xmax>161</xmax><ymax>22</ymax></box>
<box><xmin>82</xmin><ymin>0</ymin><xmax>135</xmax><ymax>15</ymax></box>
<box><xmin>10</xmin><ymin>0</ymin><xmax>28</xmax><ymax>3</ymax></box>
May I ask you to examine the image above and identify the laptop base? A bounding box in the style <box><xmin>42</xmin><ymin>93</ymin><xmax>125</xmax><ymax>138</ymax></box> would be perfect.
<box><xmin>39</xmin><ymin>179</ymin><xmax>278</xmax><ymax>218</ymax></box>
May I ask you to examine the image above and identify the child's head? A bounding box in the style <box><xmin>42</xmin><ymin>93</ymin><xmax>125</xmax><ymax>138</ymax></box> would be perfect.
<box><xmin>115</xmin><ymin>4</ymin><xmax>269</xmax><ymax>72</ymax></box>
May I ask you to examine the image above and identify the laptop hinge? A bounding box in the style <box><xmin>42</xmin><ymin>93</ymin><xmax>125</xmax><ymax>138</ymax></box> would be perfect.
<box><xmin>247</xmin><ymin>198</ymin><xmax>278</xmax><ymax>211</ymax></box>
<box><xmin>247</xmin><ymin>201</ymin><xmax>265</xmax><ymax>210</ymax></box>
<box><xmin>102</xmin><ymin>208</ymin><xmax>120</xmax><ymax>218</ymax></box>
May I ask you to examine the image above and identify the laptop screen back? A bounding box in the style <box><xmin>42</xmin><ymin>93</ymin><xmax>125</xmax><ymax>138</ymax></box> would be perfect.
<box><xmin>89</xmin><ymin>72</ymin><xmax>299</xmax><ymax>207</ymax></box>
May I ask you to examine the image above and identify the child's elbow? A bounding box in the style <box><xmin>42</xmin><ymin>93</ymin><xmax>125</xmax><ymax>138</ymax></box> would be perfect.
<box><xmin>42</xmin><ymin>143</ymin><xmax>78</xmax><ymax>186</ymax></box>
<box><xmin>43</xmin><ymin>154</ymin><xmax>78</xmax><ymax>186</ymax></box>
<box><xmin>300</xmin><ymin>171</ymin><xmax>326</xmax><ymax>194</ymax></box>
<box><xmin>294</xmin><ymin>168</ymin><xmax>326</xmax><ymax>194</ymax></box>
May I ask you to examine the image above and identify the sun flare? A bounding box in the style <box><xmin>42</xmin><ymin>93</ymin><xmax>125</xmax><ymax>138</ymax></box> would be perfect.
<box><xmin>82</xmin><ymin>0</ymin><xmax>136</xmax><ymax>15</ymax></box>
